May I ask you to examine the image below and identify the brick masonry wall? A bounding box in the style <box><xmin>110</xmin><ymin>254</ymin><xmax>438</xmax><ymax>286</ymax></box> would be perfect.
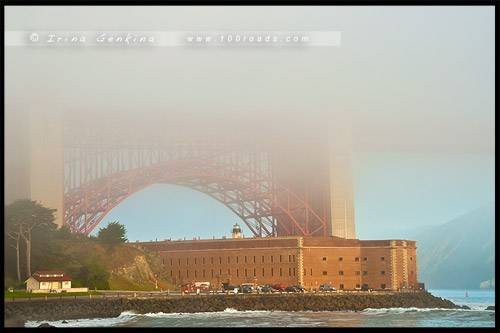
<box><xmin>139</xmin><ymin>236</ymin><xmax>419</xmax><ymax>291</ymax></box>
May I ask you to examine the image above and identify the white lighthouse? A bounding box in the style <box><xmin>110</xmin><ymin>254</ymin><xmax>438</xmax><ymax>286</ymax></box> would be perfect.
<box><xmin>231</xmin><ymin>223</ymin><xmax>242</xmax><ymax>239</ymax></box>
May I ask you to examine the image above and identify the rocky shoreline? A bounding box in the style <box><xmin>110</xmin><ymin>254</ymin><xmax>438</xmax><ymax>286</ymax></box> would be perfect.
<box><xmin>4</xmin><ymin>292</ymin><xmax>466</xmax><ymax>327</ymax></box>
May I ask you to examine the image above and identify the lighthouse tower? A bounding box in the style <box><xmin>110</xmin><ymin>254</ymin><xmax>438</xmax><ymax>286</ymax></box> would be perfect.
<box><xmin>231</xmin><ymin>223</ymin><xmax>242</xmax><ymax>239</ymax></box>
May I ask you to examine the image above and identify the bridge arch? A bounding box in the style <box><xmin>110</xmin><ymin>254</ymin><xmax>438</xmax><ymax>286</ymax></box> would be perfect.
<box><xmin>64</xmin><ymin>158</ymin><xmax>325</xmax><ymax>237</ymax></box>
<box><xmin>63</xmin><ymin>126</ymin><xmax>328</xmax><ymax>237</ymax></box>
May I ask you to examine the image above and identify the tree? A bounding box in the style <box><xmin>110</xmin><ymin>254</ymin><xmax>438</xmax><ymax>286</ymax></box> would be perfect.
<box><xmin>80</xmin><ymin>260</ymin><xmax>110</xmax><ymax>290</ymax></box>
<box><xmin>5</xmin><ymin>220</ymin><xmax>23</xmax><ymax>282</ymax></box>
<box><xmin>97</xmin><ymin>222</ymin><xmax>127</xmax><ymax>245</ymax></box>
<box><xmin>4</xmin><ymin>199</ymin><xmax>57</xmax><ymax>279</ymax></box>
<box><xmin>54</xmin><ymin>225</ymin><xmax>74</xmax><ymax>240</ymax></box>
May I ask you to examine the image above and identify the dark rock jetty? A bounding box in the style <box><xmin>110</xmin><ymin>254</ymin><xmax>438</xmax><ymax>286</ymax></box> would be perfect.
<box><xmin>4</xmin><ymin>292</ymin><xmax>461</xmax><ymax>327</ymax></box>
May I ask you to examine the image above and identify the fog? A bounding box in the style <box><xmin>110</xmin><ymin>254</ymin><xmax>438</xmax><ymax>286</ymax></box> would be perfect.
<box><xmin>4</xmin><ymin>6</ymin><xmax>495</xmax><ymax>238</ymax></box>
<box><xmin>6</xmin><ymin>6</ymin><xmax>494</xmax><ymax>151</ymax></box>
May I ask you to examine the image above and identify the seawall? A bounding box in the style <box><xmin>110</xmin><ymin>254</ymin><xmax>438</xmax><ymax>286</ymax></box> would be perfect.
<box><xmin>4</xmin><ymin>292</ymin><xmax>461</xmax><ymax>327</ymax></box>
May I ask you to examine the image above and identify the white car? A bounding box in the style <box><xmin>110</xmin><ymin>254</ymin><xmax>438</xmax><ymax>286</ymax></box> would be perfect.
<box><xmin>318</xmin><ymin>284</ymin><xmax>337</xmax><ymax>291</ymax></box>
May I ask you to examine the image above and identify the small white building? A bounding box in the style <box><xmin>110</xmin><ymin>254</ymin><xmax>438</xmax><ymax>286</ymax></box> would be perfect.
<box><xmin>25</xmin><ymin>271</ymin><xmax>88</xmax><ymax>293</ymax></box>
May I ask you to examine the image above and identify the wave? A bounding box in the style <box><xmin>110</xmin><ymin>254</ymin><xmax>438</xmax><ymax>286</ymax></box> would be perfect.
<box><xmin>140</xmin><ymin>308</ymin><xmax>274</xmax><ymax>317</ymax></box>
<box><xmin>24</xmin><ymin>306</ymin><xmax>494</xmax><ymax>327</ymax></box>
<box><xmin>362</xmin><ymin>307</ymin><xmax>492</xmax><ymax>315</ymax></box>
<box><xmin>119</xmin><ymin>310</ymin><xmax>139</xmax><ymax>317</ymax></box>
<box><xmin>24</xmin><ymin>311</ymin><xmax>141</xmax><ymax>327</ymax></box>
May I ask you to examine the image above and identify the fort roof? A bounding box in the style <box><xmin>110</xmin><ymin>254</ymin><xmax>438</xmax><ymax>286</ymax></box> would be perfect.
<box><xmin>137</xmin><ymin>236</ymin><xmax>416</xmax><ymax>252</ymax></box>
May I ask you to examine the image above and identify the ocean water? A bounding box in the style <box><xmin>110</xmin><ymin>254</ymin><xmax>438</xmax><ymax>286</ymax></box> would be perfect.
<box><xmin>25</xmin><ymin>289</ymin><xmax>495</xmax><ymax>328</ymax></box>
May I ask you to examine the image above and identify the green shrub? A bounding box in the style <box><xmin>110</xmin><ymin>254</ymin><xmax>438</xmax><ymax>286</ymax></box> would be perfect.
<box><xmin>80</xmin><ymin>260</ymin><xmax>110</xmax><ymax>290</ymax></box>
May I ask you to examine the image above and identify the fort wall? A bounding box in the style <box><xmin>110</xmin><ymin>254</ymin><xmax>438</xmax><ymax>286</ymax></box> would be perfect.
<box><xmin>139</xmin><ymin>236</ymin><xmax>419</xmax><ymax>291</ymax></box>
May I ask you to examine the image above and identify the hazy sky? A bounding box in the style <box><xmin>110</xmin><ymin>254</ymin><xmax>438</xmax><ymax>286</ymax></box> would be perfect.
<box><xmin>5</xmin><ymin>6</ymin><xmax>495</xmax><ymax>241</ymax></box>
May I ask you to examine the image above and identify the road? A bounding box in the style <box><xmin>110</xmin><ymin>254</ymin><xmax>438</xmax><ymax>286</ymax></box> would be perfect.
<box><xmin>5</xmin><ymin>289</ymin><xmax>400</xmax><ymax>303</ymax></box>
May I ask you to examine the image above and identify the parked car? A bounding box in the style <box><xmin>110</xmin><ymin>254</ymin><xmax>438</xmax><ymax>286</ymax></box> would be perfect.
<box><xmin>293</xmin><ymin>286</ymin><xmax>307</xmax><ymax>293</ymax></box>
<box><xmin>260</xmin><ymin>286</ymin><xmax>274</xmax><ymax>293</ymax></box>
<box><xmin>285</xmin><ymin>286</ymin><xmax>299</xmax><ymax>292</ymax></box>
<box><xmin>241</xmin><ymin>286</ymin><xmax>253</xmax><ymax>293</ymax></box>
<box><xmin>272</xmin><ymin>284</ymin><xmax>285</xmax><ymax>291</ymax></box>
<box><xmin>241</xmin><ymin>283</ymin><xmax>257</xmax><ymax>291</ymax></box>
<box><xmin>361</xmin><ymin>285</ymin><xmax>374</xmax><ymax>292</ymax></box>
<box><xmin>319</xmin><ymin>284</ymin><xmax>337</xmax><ymax>291</ymax></box>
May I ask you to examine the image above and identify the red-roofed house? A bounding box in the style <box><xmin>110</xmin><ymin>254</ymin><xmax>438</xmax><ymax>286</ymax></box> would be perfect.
<box><xmin>25</xmin><ymin>271</ymin><xmax>87</xmax><ymax>293</ymax></box>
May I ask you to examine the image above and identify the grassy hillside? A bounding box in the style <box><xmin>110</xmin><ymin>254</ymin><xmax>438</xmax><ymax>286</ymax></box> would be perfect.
<box><xmin>4</xmin><ymin>234</ymin><xmax>177</xmax><ymax>291</ymax></box>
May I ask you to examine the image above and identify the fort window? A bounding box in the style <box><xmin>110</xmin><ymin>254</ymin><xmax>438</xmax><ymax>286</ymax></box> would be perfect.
<box><xmin>187</xmin><ymin>270</ymin><xmax>189</xmax><ymax>278</ymax></box>
<box><xmin>178</xmin><ymin>271</ymin><xmax>181</xmax><ymax>278</ymax></box>
<box><xmin>194</xmin><ymin>270</ymin><xmax>197</xmax><ymax>278</ymax></box>
<box><xmin>254</xmin><ymin>268</ymin><xmax>256</xmax><ymax>277</ymax></box>
<box><xmin>280</xmin><ymin>255</ymin><xmax>282</xmax><ymax>262</ymax></box>
<box><xmin>303</xmin><ymin>268</ymin><xmax>306</xmax><ymax>276</ymax></box>
<box><xmin>381</xmin><ymin>271</ymin><xmax>385</xmax><ymax>275</ymax></box>
<box><xmin>271</xmin><ymin>268</ymin><xmax>274</xmax><ymax>276</ymax></box>
<box><xmin>262</xmin><ymin>268</ymin><xmax>265</xmax><ymax>277</ymax></box>
<box><xmin>178</xmin><ymin>258</ymin><xmax>181</xmax><ymax>265</ymax></box>
<box><xmin>355</xmin><ymin>257</ymin><xmax>359</xmax><ymax>262</ymax></box>
<box><xmin>203</xmin><ymin>257</ymin><xmax>205</xmax><ymax>265</ymax></box>
<box><xmin>237</xmin><ymin>269</ymin><xmax>239</xmax><ymax>277</ymax></box>
<box><xmin>254</xmin><ymin>256</ymin><xmax>256</xmax><ymax>264</ymax></box>
<box><xmin>219</xmin><ymin>257</ymin><xmax>222</xmax><ymax>264</ymax></box>
<box><xmin>262</xmin><ymin>256</ymin><xmax>265</xmax><ymax>263</ymax></box>
<box><xmin>293</xmin><ymin>255</ymin><xmax>296</xmax><ymax>262</ymax></box>
<box><xmin>322</xmin><ymin>271</ymin><xmax>327</xmax><ymax>276</ymax></box>
<box><xmin>338</xmin><ymin>257</ymin><xmax>343</xmax><ymax>262</ymax></box>
<box><xmin>271</xmin><ymin>255</ymin><xmax>273</xmax><ymax>263</ymax></box>
<box><xmin>311</xmin><ymin>268</ymin><xmax>313</xmax><ymax>276</ymax></box>
<box><xmin>340</xmin><ymin>284</ymin><xmax>344</xmax><ymax>289</ymax></box>
<box><xmin>236</xmin><ymin>256</ymin><xmax>239</xmax><ymax>264</ymax></box>
<box><xmin>363</xmin><ymin>257</ymin><xmax>368</xmax><ymax>262</ymax></box>
<box><xmin>381</xmin><ymin>284</ymin><xmax>386</xmax><ymax>289</ymax></box>
<box><xmin>363</xmin><ymin>271</ymin><xmax>368</xmax><ymax>276</ymax></box>
<box><xmin>293</xmin><ymin>268</ymin><xmax>295</xmax><ymax>276</ymax></box>
<box><xmin>211</xmin><ymin>257</ymin><xmax>213</xmax><ymax>265</ymax></box>
<box><xmin>411</xmin><ymin>270</ymin><xmax>414</xmax><ymax>275</ymax></box>
<box><xmin>380</xmin><ymin>257</ymin><xmax>385</xmax><ymax>261</ymax></box>
<box><xmin>170</xmin><ymin>258</ymin><xmax>173</xmax><ymax>265</ymax></box>
<box><xmin>228</xmin><ymin>256</ymin><xmax>230</xmax><ymax>264</ymax></box>
<box><xmin>245</xmin><ymin>256</ymin><xmax>247</xmax><ymax>264</ymax></box>
<box><xmin>203</xmin><ymin>270</ymin><xmax>205</xmax><ymax>278</ymax></box>
<box><xmin>194</xmin><ymin>258</ymin><xmax>197</xmax><ymax>264</ymax></box>
<box><xmin>339</xmin><ymin>271</ymin><xmax>344</xmax><ymax>275</ymax></box>
<box><xmin>356</xmin><ymin>284</ymin><xmax>360</xmax><ymax>288</ymax></box>
<box><xmin>186</xmin><ymin>258</ymin><xmax>189</xmax><ymax>265</ymax></box>
<box><xmin>211</xmin><ymin>270</ymin><xmax>214</xmax><ymax>278</ymax></box>
<box><xmin>355</xmin><ymin>271</ymin><xmax>360</xmax><ymax>276</ymax></box>
<box><xmin>228</xmin><ymin>269</ymin><xmax>230</xmax><ymax>275</ymax></box>
<box><xmin>245</xmin><ymin>269</ymin><xmax>248</xmax><ymax>277</ymax></box>
<box><xmin>289</xmin><ymin>268</ymin><xmax>292</xmax><ymax>276</ymax></box>
<box><xmin>289</xmin><ymin>255</ymin><xmax>292</xmax><ymax>262</ymax></box>
<box><xmin>322</xmin><ymin>257</ymin><xmax>327</xmax><ymax>261</ymax></box>
<box><xmin>280</xmin><ymin>268</ymin><xmax>283</xmax><ymax>276</ymax></box>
